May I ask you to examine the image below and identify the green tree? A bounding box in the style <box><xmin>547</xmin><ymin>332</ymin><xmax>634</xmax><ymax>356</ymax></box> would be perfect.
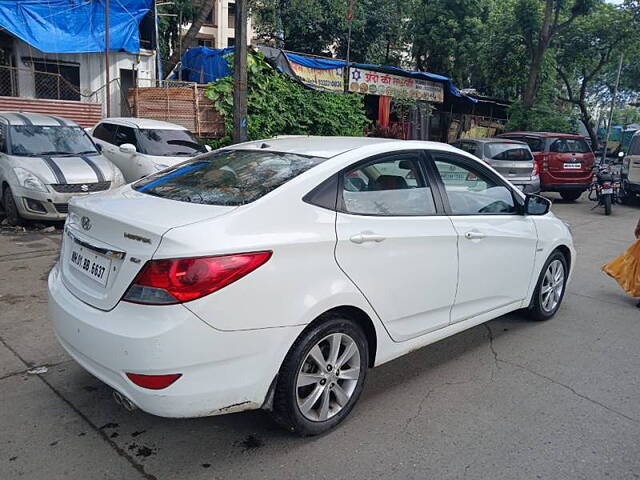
<box><xmin>157</xmin><ymin>0</ymin><xmax>201</xmax><ymax>71</ymax></box>
<box><xmin>249</xmin><ymin>0</ymin><xmax>410</xmax><ymax>65</ymax></box>
<box><xmin>516</xmin><ymin>0</ymin><xmax>596</xmax><ymax>110</ymax></box>
<box><xmin>555</xmin><ymin>2</ymin><xmax>639</xmax><ymax>145</ymax></box>
<box><xmin>407</xmin><ymin>0</ymin><xmax>489</xmax><ymax>85</ymax></box>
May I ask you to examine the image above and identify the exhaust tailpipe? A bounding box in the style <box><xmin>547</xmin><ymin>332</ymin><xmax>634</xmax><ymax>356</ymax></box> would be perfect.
<box><xmin>113</xmin><ymin>390</ymin><xmax>137</xmax><ymax>411</ymax></box>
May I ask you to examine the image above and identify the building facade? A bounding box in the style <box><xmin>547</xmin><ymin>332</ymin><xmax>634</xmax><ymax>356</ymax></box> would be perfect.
<box><xmin>182</xmin><ymin>0</ymin><xmax>255</xmax><ymax>49</ymax></box>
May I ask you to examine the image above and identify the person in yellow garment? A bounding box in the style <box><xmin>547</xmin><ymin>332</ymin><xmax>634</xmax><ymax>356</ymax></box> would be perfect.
<box><xmin>636</xmin><ymin>218</ymin><xmax>640</xmax><ymax>308</ymax></box>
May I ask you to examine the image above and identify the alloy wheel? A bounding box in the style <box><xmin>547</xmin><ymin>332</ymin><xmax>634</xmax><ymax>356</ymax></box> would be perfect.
<box><xmin>540</xmin><ymin>259</ymin><xmax>565</xmax><ymax>313</ymax></box>
<box><xmin>295</xmin><ymin>333</ymin><xmax>361</xmax><ymax>422</ymax></box>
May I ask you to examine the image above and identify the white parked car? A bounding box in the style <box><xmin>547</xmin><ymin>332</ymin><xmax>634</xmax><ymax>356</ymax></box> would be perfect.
<box><xmin>48</xmin><ymin>136</ymin><xmax>574</xmax><ymax>435</ymax></box>
<box><xmin>0</xmin><ymin>112</ymin><xmax>125</xmax><ymax>225</ymax></box>
<box><xmin>90</xmin><ymin>118</ymin><xmax>209</xmax><ymax>182</ymax></box>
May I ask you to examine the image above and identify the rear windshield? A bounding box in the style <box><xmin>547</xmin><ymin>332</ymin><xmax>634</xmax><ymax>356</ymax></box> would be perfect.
<box><xmin>134</xmin><ymin>149</ymin><xmax>325</xmax><ymax>206</ymax></box>
<box><xmin>503</xmin><ymin>136</ymin><xmax>543</xmax><ymax>152</ymax></box>
<box><xmin>486</xmin><ymin>143</ymin><xmax>533</xmax><ymax>161</ymax></box>
<box><xmin>550</xmin><ymin>138</ymin><xmax>591</xmax><ymax>154</ymax></box>
<box><xmin>9</xmin><ymin>125</ymin><xmax>98</xmax><ymax>156</ymax></box>
<box><xmin>137</xmin><ymin>129</ymin><xmax>207</xmax><ymax>156</ymax></box>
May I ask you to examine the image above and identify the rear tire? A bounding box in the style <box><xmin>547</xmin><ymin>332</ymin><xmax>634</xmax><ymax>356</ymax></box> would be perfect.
<box><xmin>2</xmin><ymin>187</ymin><xmax>22</xmax><ymax>226</ymax></box>
<box><xmin>560</xmin><ymin>190</ymin><xmax>582</xmax><ymax>202</ymax></box>
<box><xmin>528</xmin><ymin>251</ymin><xmax>568</xmax><ymax>321</ymax></box>
<box><xmin>603</xmin><ymin>194</ymin><xmax>612</xmax><ymax>215</ymax></box>
<box><xmin>271</xmin><ymin>315</ymin><xmax>369</xmax><ymax>436</ymax></box>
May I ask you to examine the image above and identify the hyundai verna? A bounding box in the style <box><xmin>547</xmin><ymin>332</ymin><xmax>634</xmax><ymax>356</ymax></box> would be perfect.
<box><xmin>0</xmin><ymin>112</ymin><xmax>125</xmax><ymax>225</ymax></box>
<box><xmin>48</xmin><ymin>136</ymin><xmax>574</xmax><ymax>435</ymax></box>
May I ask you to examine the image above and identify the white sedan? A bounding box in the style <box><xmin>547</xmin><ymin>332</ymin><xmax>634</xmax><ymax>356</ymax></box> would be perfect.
<box><xmin>90</xmin><ymin>118</ymin><xmax>210</xmax><ymax>182</ymax></box>
<box><xmin>48</xmin><ymin>136</ymin><xmax>574</xmax><ymax>435</ymax></box>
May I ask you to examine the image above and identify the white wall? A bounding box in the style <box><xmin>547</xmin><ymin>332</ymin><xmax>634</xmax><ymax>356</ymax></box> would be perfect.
<box><xmin>13</xmin><ymin>39</ymin><xmax>156</xmax><ymax>116</ymax></box>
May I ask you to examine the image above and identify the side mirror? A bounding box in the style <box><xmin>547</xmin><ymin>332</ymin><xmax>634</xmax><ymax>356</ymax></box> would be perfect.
<box><xmin>618</xmin><ymin>151</ymin><xmax>625</xmax><ymax>158</ymax></box>
<box><xmin>119</xmin><ymin>143</ymin><xmax>136</xmax><ymax>154</ymax></box>
<box><xmin>525</xmin><ymin>194</ymin><xmax>551</xmax><ymax>215</ymax></box>
<box><xmin>205</xmin><ymin>144</ymin><xmax>212</xmax><ymax>152</ymax></box>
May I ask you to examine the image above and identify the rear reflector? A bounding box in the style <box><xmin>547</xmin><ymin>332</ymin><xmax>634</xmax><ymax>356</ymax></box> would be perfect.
<box><xmin>123</xmin><ymin>251</ymin><xmax>272</xmax><ymax>305</ymax></box>
<box><xmin>126</xmin><ymin>373</ymin><xmax>182</xmax><ymax>390</ymax></box>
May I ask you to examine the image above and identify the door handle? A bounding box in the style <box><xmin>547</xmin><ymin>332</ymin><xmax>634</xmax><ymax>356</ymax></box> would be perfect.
<box><xmin>350</xmin><ymin>232</ymin><xmax>386</xmax><ymax>244</ymax></box>
<box><xmin>465</xmin><ymin>231</ymin><xmax>486</xmax><ymax>240</ymax></box>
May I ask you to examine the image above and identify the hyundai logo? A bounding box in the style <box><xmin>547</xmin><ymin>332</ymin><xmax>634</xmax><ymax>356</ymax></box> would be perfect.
<box><xmin>81</xmin><ymin>184</ymin><xmax>89</xmax><ymax>192</ymax></box>
<box><xmin>81</xmin><ymin>216</ymin><xmax>92</xmax><ymax>231</ymax></box>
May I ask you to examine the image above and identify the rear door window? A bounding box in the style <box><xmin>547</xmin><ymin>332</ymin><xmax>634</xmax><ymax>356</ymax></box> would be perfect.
<box><xmin>341</xmin><ymin>153</ymin><xmax>436</xmax><ymax>216</ymax></box>
<box><xmin>455</xmin><ymin>141</ymin><xmax>480</xmax><ymax>156</ymax></box>
<box><xmin>134</xmin><ymin>149</ymin><xmax>325</xmax><ymax>206</ymax></box>
<box><xmin>629</xmin><ymin>136</ymin><xmax>640</xmax><ymax>155</ymax></box>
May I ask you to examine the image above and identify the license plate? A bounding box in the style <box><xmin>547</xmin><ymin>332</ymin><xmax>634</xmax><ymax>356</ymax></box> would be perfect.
<box><xmin>601</xmin><ymin>188</ymin><xmax>613</xmax><ymax>194</ymax></box>
<box><xmin>69</xmin><ymin>244</ymin><xmax>111</xmax><ymax>286</ymax></box>
<box><xmin>564</xmin><ymin>163</ymin><xmax>581</xmax><ymax>169</ymax></box>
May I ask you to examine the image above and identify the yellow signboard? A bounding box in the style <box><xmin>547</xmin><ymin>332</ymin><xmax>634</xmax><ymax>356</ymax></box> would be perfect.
<box><xmin>348</xmin><ymin>67</ymin><xmax>444</xmax><ymax>103</ymax></box>
<box><xmin>290</xmin><ymin>62</ymin><xmax>344</xmax><ymax>92</ymax></box>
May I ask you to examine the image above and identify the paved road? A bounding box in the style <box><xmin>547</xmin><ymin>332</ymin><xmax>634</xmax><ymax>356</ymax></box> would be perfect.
<box><xmin>1</xmin><ymin>194</ymin><xmax>639</xmax><ymax>480</ymax></box>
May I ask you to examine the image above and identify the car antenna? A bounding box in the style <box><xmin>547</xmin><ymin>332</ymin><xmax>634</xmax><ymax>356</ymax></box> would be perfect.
<box><xmin>260</xmin><ymin>143</ymin><xmax>271</xmax><ymax>149</ymax></box>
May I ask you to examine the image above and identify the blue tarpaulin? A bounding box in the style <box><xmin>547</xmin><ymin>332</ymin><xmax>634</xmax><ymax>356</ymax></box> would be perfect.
<box><xmin>174</xmin><ymin>46</ymin><xmax>233</xmax><ymax>83</ymax></box>
<box><xmin>0</xmin><ymin>0</ymin><xmax>152</xmax><ymax>54</ymax></box>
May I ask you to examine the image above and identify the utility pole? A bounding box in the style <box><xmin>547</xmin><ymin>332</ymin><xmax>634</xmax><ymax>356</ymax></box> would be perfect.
<box><xmin>602</xmin><ymin>53</ymin><xmax>624</xmax><ymax>164</ymax></box>
<box><xmin>344</xmin><ymin>0</ymin><xmax>355</xmax><ymax>93</ymax></box>
<box><xmin>104</xmin><ymin>0</ymin><xmax>111</xmax><ymax>117</ymax></box>
<box><xmin>233</xmin><ymin>0</ymin><xmax>248</xmax><ymax>143</ymax></box>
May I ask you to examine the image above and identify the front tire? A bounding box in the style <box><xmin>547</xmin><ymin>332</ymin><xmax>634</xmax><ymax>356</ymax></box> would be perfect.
<box><xmin>528</xmin><ymin>251</ymin><xmax>568</xmax><ymax>321</ymax></box>
<box><xmin>560</xmin><ymin>190</ymin><xmax>582</xmax><ymax>202</ymax></box>
<box><xmin>271</xmin><ymin>315</ymin><xmax>369</xmax><ymax>436</ymax></box>
<box><xmin>603</xmin><ymin>194</ymin><xmax>612</xmax><ymax>215</ymax></box>
<box><xmin>2</xmin><ymin>187</ymin><xmax>22</xmax><ymax>226</ymax></box>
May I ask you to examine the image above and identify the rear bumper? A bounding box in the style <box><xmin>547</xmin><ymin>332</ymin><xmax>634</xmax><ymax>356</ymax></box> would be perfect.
<box><xmin>625</xmin><ymin>181</ymin><xmax>640</xmax><ymax>193</ymax></box>
<box><xmin>48</xmin><ymin>264</ymin><xmax>303</xmax><ymax>418</ymax></box>
<box><xmin>511</xmin><ymin>178</ymin><xmax>541</xmax><ymax>194</ymax></box>
<box><xmin>541</xmin><ymin>182</ymin><xmax>590</xmax><ymax>192</ymax></box>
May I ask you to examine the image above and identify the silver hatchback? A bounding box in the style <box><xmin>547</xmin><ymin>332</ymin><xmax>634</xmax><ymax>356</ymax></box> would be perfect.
<box><xmin>0</xmin><ymin>112</ymin><xmax>125</xmax><ymax>225</ymax></box>
<box><xmin>451</xmin><ymin>138</ymin><xmax>541</xmax><ymax>193</ymax></box>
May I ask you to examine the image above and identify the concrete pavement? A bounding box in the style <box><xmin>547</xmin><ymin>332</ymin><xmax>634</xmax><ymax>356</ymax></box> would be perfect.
<box><xmin>1</xmin><ymin>194</ymin><xmax>639</xmax><ymax>480</ymax></box>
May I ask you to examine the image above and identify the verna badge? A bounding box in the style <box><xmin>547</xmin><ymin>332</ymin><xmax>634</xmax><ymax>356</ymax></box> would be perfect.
<box><xmin>81</xmin><ymin>216</ymin><xmax>92</xmax><ymax>231</ymax></box>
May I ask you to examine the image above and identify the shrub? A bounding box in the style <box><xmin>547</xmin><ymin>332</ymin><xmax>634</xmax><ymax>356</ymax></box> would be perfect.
<box><xmin>205</xmin><ymin>52</ymin><xmax>370</xmax><ymax>146</ymax></box>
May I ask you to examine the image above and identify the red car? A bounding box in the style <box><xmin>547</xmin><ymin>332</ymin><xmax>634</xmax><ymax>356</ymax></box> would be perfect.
<box><xmin>498</xmin><ymin>132</ymin><xmax>595</xmax><ymax>201</ymax></box>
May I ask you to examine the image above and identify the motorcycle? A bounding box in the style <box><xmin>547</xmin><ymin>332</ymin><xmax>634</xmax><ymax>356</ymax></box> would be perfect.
<box><xmin>588</xmin><ymin>162</ymin><xmax>621</xmax><ymax>215</ymax></box>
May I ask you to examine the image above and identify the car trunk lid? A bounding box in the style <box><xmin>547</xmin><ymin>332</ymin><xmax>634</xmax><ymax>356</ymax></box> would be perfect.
<box><xmin>60</xmin><ymin>186</ymin><xmax>236</xmax><ymax>310</ymax></box>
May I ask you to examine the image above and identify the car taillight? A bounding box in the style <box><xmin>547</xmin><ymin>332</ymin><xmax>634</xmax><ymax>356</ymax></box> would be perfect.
<box><xmin>123</xmin><ymin>251</ymin><xmax>272</xmax><ymax>305</ymax></box>
<box><xmin>532</xmin><ymin>161</ymin><xmax>539</xmax><ymax>176</ymax></box>
<box><xmin>543</xmin><ymin>155</ymin><xmax>549</xmax><ymax>170</ymax></box>
<box><xmin>603</xmin><ymin>182</ymin><xmax>611</xmax><ymax>189</ymax></box>
<box><xmin>126</xmin><ymin>373</ymin><xmax>182</xmax><ymax>390</ymax></box>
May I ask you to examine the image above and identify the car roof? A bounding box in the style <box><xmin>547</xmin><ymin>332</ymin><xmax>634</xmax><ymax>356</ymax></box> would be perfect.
<box><xmin>99</xmin><ymin>117</ymin><xmax>189</xmax><ymax>130</ymax></box>
<box><xmin>0</xmin><ymin>111</ymin><xmax>79</xmax><ymax>127</ymax></box>
<box><xmin>500</xmin><ymin>131</ymin><xmax>584</xmax><ymax>139</ymax></box>
<box><xmin>226</xmin><ymin>136</ymin><xmax>403</xmax><ymax>158</ymax></box>
<box><xmin>456</xmin><ymin>138</ymin><xmax>527</xmax><ymax>145</ymax></box>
